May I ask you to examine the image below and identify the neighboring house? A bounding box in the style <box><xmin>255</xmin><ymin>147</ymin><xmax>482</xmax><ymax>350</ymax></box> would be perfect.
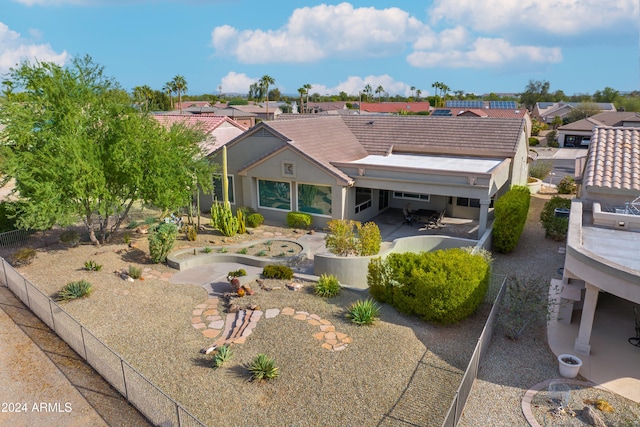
<box><xmin>532</xmin><ymin>101</ymin><xmax>616</xmax><ymax>124</ymax></box>
<box><xmin>431</xmin><ymin>108</ymin><xmax>532</xmax><ymax>139</ymax></box>
<box><xmin>229</xmin><ymin>104</ymin><xmax>282</xmax><ymax>121</ymax></box>
<box><xmin>445</xmin><ymin>100</ymin><xmax>519</xmax><ymax>109</ymax></box>
<box><xmin>559</xmin><ymin>126</ymin><xmax>640</xmax><ymax>356</ymax></box>
<box><xmin>152</xmin><ymin>114</ymin><xmax>247</xmax><ymax>155</ymax></box>
<box><xmin>174</xmin><ymin>101</ymin><xmax>212</xmax><ymax>110</ymax></box>
<box><xmin>358</xmin><ymin>101</ymin><xmax>431</xmax><ymax>115</ymax></box>
<box><xmin>557</xmin><ymin>111</ymin><xmax>640</xmax><ymax>147</ymax></box>
<box><xmin>202</xmin><ymin>115</ymin><xmax>530</xmax><ymax>237</ymax></box>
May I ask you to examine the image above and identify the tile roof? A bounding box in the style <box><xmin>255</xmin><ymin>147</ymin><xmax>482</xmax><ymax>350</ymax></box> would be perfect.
<box><xmin>359</xmin><ymin>102</ymin><xmax>431</xmax><ymax>114</ymax></box>
<box><xmin>152</xmin><ymin>114</ymin><xmax>247</xmax><ymax>154</ymax></box>
<box><xmin>583</xmin><ymin>127</ymin><xmax>640</xmax><ymax>192</ymax></box>
<box><xmin>559</xmin><ymin>111</ymin><xmax>640</xmax><ymax>131</ymax></box>
<box><xmin>341</xmin><ymin>115</ymin><xmax>524</xmax><ymax>157</ymax></box>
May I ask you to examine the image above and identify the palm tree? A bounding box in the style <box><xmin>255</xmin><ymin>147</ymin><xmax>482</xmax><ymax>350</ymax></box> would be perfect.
<box><xmin>416</xmin><ymin>89</ymin><xmax>422</xmax><ymax>101</ymax></box>
<box><xmin>297</xmin><ymin>87</ymin><xmax>306</xmax><ymax>114</ymax></box>
<box><xmin>303</xmin><ymin>83</ymin><xmax>312</xmax><ymax>113</ymax></box>
<box><xmin>410</xmin><ymin>85</ymin><xmax>416</xmax><ymax>100</ymax></box>
<box><xmin>440</xmin><ymin>83</ymin><xmax>450</xmax><ymax>107</ymax></box>
<box><xmin>171</xmin><ymin>75</ymin><xmax>187</xmax><ymax>113</ymax></box>
<box><xmin>163</xmin><ymin>81</ymin><xmax>174</xmax><ymax>110</ymax></box>
<box><xmin>260</xmin><ymin>75</ymin><xmax>275</xmax><ymax>120</ymax></box>
<box><xmin>375</xmin><ymin>85</ymin><xmax>384</xmax><ymax>102</ymax></box>
<box><xmin>363</xmin><ymin>84</ymin><xmax>372</xmax><ymax>102</ymax></box>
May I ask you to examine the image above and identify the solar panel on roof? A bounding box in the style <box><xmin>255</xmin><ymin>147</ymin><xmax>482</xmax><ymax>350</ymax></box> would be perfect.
<box><xmin>489</xmin><ymin>101</ymin><xmax>517</xmax><ymax>109</ymax></box>
<box><xmin>446</xmin><ymin>100</ymin><xmax>484</xmax><ymax>108</ymax></box>
<box><xmin>431</xmin><ymin>109</ymin><xmax>453</xmax><ymax>116</ymax></box>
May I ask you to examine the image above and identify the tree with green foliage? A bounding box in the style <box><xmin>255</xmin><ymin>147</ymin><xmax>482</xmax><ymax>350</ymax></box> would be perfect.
<box><xmin>520</xmin><ymin>79</ymin><xmax>550</xmax><ymax>111</ymax></box>
<box><xmin>375</xmin><ymin>85</ymin><xmax>384</xmax><ymax>102</ymax></box>
<box><xmin>0</xmin><ymin>55</ymin><xmax>213</xmax><ymax>245</ymax></box>
<box><xmin>260</xmin><ymin>75</ymin><xmax>275</xmax><ymax>120</ymax></box>
<box><xmin>593</xmin><ymin>87</ymin><xmax>619</xmax><ymax>103</ymax></box>
<box><xmin>171</xmin><ymin>74</ymin><xmax>187</xmax><ymax>113</ymax></box>
<box><xmin>565</xmin><ymin>102</ymin><xmax>602</xmax><ymax>123</ymax></box>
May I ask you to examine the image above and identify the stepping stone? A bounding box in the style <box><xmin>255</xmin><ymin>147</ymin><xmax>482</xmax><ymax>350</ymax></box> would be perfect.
<box><xmin>320</xmin><ymin>324</ymin><xmax>335</xmax><ymax>332</ymax></box>
<box><xmin>321</xmin><ymin>343</ymin><xmax>333</xmax><ymax>350</ymax></box>
<box><xmin>208</xmin><ymin>320</ymin><xmax>224</xmax><ymax>329</ymax></box>
<box><xmin>313</xmin><ymin>331</ymin><xmax>325</xmax><ymax>340</ymax></box>
<box><xmin>341</xmin><ymin>337</ymin><xmax>352</xmax><ymax>344</ymax></box>
<box><xmin>296</xmin><ymin>311</ymin><xmax>310</xmax><ymax>316</ymax></box>
<box><xmin>293</xmin><ymin>313</ymin><xmax>307</xmax><ymax>321</ymax></box>
<box><xmin>281</xmin><ymin>307</ymin><xmax>295</xmax><ymax>316</ymax></box>
<box><xmin>335</xmin><ymin>332</ymin><xmax>347</xmax><ymax>340</ymax></box>
<box><xmin>333</xmin><ymin>345</ymin><xmax>347</xmax><ymax>352</ymax></box>
<box><xmin>192</xmin><ymin>323</ymin><xmax>206</xmax><ymax>329</ymax></box>
<box><xmin>265</xmin><ymin>308</ymin><xmax>280</xmax><ymax>319</ymax></box>
<box><xmin>307</xmin><ymin>319</ymin><xmax>321</xmax><ymax>326</ymax></box>
<box><xmin>191</xmin><ymin>317</ymin><xmax>201</xmax><ymax>324</ymax></box>
<box><xmin>309</xmin><ymin>314</ymin><xmax>321</xmax><ymax>321</ymax></box>
<box><xmin>206</xmin><ymin>315</ymin><xmax>222</xmax><ymax>322</ymax></box>
<box><xmin>202</xmin><ymin>329</ymin><xmax>219</xmax><ymax>339</ymax></box>
<box><xmin>203</xmin><ymin>309</ymin><xmax>218</xmax><ymax>316</ymax></box>
<box><xmin>325</xmin><ymin>339</ymin><xmax>338</xmax><ymax>346</ymax></box>
<box><xmin>325</xmin><ymin>331</ymin><xmax>336</xmax><ymax>340</ymax></box>
<box><xmin>192</xmin><ymin>309</ymin><xmax>203</xmax><ymax>316</ymax></box>
<box><xmin>319</xmin><ymin>319</ymin><xmax>332</xmax><ymax>325</ymax></box>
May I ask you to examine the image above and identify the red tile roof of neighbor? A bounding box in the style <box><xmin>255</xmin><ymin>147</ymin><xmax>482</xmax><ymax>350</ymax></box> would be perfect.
<box><xmin>152</xmin><ymin>114</ymin><xmax>247</xmax><ymax>154</ymax></box>
<box><xmin>455</xmin><ymin>108</ymin><xmax>528</xmax><ymax>119</ymax></box>
<box><xmin>358</xmin><ymin>102</ymin><xmax>431</xmax><ymax>113</ymax></box>
<box><xmin>583</xmin><ymin>126</ymin><xmax>640</xmax><ymax>192</ymax></box>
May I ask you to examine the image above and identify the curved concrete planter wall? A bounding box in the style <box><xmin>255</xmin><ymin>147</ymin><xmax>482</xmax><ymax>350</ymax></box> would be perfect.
<box><xmin>167</xmin><ymin>238</ymin><xmax>309</xmax><ymax>271</ymax></box>
<box><xmin>314</xmin><ymin>235</ymin><xmax>480</xmax><ymax>289</ymax></box>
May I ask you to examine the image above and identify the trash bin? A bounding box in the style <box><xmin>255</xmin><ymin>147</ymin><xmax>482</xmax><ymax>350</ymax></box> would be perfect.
<box><xmin>554</xmin><ymin>208</ymin><xmax>570</xmax><ymax>218</ymax></box>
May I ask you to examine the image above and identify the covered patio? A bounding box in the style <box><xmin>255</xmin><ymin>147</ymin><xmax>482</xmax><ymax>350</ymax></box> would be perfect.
<box><xmin>371</xmin><ymin>208</ymin><xmax>482</xmax><ymax>242</ymax></box>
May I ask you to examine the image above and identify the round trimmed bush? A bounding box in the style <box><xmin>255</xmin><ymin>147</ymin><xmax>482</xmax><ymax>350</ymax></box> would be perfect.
<box><xmin>314</xmin><ymin>274</ymin><xmax>341</xmax><ymax>298</ymax></box>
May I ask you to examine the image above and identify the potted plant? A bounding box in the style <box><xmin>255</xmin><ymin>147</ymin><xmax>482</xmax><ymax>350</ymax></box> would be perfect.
<box><xmin>558</xmin><ymin>353</ymin><xmax>582</xmax><ymax>378</ymax></box>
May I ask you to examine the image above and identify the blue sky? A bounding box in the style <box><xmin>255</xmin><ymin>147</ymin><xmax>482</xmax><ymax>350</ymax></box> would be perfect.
<box><xmin>2</xmin><ymin>0</ymin><xmax>639</xmax><ymax>98</ymax></box>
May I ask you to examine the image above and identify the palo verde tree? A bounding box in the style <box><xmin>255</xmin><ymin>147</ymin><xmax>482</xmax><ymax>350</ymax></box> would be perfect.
<box><xmin>0</xmin><ymin>55</ymin><xmax>213</xmax><ymax>245</ymax></box>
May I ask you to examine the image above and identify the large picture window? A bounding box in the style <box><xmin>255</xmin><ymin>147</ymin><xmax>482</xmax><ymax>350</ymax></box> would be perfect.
<box><xmin>393</xmin><ymin>191</ymin><xmax>430</xmax><ymax>201</ymax></box>
<box><xmin>258</xmin><ymin>179</ymin><xmax>291</xmax><ymax>210</ymax></box>
<box><xmin>213</xmin><ymin>174</ymin><xmax>234</xmax><ymax>204</ymax></box>
<box><xmin>298</xmin><ymin>183</ymin><xmax>331</xmax><ymax>216</ymax></box>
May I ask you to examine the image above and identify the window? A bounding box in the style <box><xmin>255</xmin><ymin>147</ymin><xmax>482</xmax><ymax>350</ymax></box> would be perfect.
<box><xmin>393</xmin><ymin>191</ymin><xmax>430</xmax><ymax>201</ymax></box>
<box><xmin>213</xmin><ymin>174</ymin><xmax>234</xmax><ymax>204</ymax></box>
<box><xmin>258</xmin><ymin>179</ymin><xmax>291</xmax><ymax>210</ymax></box>
<box><xmin>298</xmin><ymin>183</ymin><xmax>331</xmax><ymax>216</ymax></box>
<box><xmin>456</xmin><ymin>197</ymin><xmax>481</xmax><ymax>208</ymax></box>
<box><xmin>355</xmin><ymin>187</ymin><xmax>372</xmax><ymax>213</ymax></box>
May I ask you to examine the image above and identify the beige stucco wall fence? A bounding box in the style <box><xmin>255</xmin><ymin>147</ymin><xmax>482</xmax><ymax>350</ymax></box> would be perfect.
<box><xmin>314</xmin><ymin>233</ymin><xmax>490</xmax><ymax>289</ymax></box>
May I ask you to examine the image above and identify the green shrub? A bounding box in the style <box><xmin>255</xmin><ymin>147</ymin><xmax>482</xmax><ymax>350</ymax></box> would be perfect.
<box><xmin>347</xmin><ymin>299</ymin><xmax>380</xmax><ymax>325</ymax></box>
<box><xmin>540</xmin><ymin>196</ymin><xmax>572</xmax><ymax>241</ymax></box>
<box><xmin>83</xmin><ymin>259</ymin><xmax>102</xmax><ymax>271</ymax></box>
<box><xmin>546</xmin><ymin>130</ymin><xmax>557</xmax><ymax>144</ymax></box>
<box><xmin>237</xmin><ymin>247</ymin><xmax>248</xmax><ymax>255</ymax></box>
<box><xmin>314</xmin><ymin>274</ymin><xmax>341</xmax><ymax>298</ymax></box>
<box><xmin>325</xmin><ymin>219</ymin><xmax>358</xmax><ymax>256</ymax></box>
<box><xmin>246</xmin><ymin>213</ymin><xmax>264</xmax><ymax>228</ymax></box>
<box><xmin>357</xmin><ymin>222</ymin><xmax>381</xmax><ymax>256</ymax></box>
<box><xmin>367</xmin><ymin>248</ymin><xmax>490</xmax><ymax>324</ymax></box>
<box><xmin>59</xmin><ymin>229</ymin><xmax>80</xmax><ymax>247</ymax></box>
<box><xmin>528</xmin><ymin>160</ymin><xmax>553</xmax><ymax>180</ymax></box>
<box><xmin>218</xmin><ymin>247</ymin><xmax>228</xmax><ymax>253</ymax></box>
<box><xmin>202</xmin><ymin>246</ymin><xmax>212</xmax><ymax>253</ymax></box>
<box><xmin>144</xmin><ymin>216</ymin><xmax>157</xmax><ymax>225</ymax></box>
<box><xmin>0</xmin><ymin>201</ymin><xmax>18</xmax><ymax>232</ymax></box>
<box><xmin>228</xmin><ymin>268</ymin><xmax>247</xmax><ymax>278</ymax></box>
<box><xmin>247</xmin><ymin>353</ymin><xmax>279</xmax><ymax>381</ymax></box>
<box><xmin>528</xmin><ymin>137</ymin><xmax>539</xmax><ymax>146</ymax></box>
<box><xmin>287</xmin><ymin>211</ymin><xmax>312</xmax><ymax>229</ymax></box>
<box><xmin>212</xmin><ymin>344</ymin><xmax>233</xmax><ymax>368</ymax></box>
<box><xmin>148</xmin><ymin>222</ymin><xmax>178</xmax><ymax>263</ymax></box>
<box><xmin>548</xmin><ymin>140</ymin><xmax>559</xmax><ymax>148</ymax></box>
<box><xmin>211</xmin><ymin>202</ymin><xmax>239</xmax><ymax>237</ymax></box>
<box><xmin>10</xmin><ymin>248</ymin><xmax>36</xmax><ymax>266</ymax></box>
<box><xmin>57</xmin><ymin>280</ymin><xmax>93</xmax><ymax>301</ymax></box>
<box><xmin>185</xmin><ymin>225</ymin><xmax>197</xmax><ymax>241</ymax></box>
<box><xmin>492</xmin><ymin>186</ymin><xmax>530</xmax><ymax>254</ymax></box>
<box><xmin>262</xmin><ymin>264</ymin><xmax>294</xmax><ymax>280</ymax></box>
<box><xmin>557</xmin><ymin>176</ymin><xmax>576</xmax><ymax>194</ymax></box>
<box><xmin>126</xmin><ymin>220</ymin><xmax>139</xmax><ymax>230</ymax></box>
<box><xmin>128</xmin><ymin>265</ymin><xmax>142</xmax><ymax>279</ymax></box>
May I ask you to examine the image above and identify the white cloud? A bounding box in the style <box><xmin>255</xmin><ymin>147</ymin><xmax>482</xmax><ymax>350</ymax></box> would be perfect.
<box><xmin>211</xmin><ymin>2</ymin><xmax>423</xmax><ymax>64</ymax></box>
<box><xmin>0</xmin><ymin>22</ymin><xmax>69</xmax><ymax>74</ymax></box>
<box><xmin>429</xmin><ymin>0</ymin><xmax>639</xmax><ymax>36</ymax></box>
<box><xmin>408</xmin><ymin>36</ymin><xmax>562</xmax><ymax>69</ymax></box>
<box><xmin>219</xmin><ymin>71</ymin><xmax>260</xmax><ymax>94</ymax></box>
<box><xmin>309</xmin><ymin>75</ymin><xmax>416</xmax><ymax>98</ymax></box>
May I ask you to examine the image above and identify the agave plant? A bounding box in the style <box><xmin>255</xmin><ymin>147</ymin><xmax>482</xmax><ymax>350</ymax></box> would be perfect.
<box><xmin>57</xmin><ymin>280</ymin><xmax>93</xmax><ymax>301</ymax></box>
<box><xmin>347</xmin><ymin>298</ymin><xmax>380</xmax><ymax>325</ymax></box>
<box><xmin>213</xmin><ymin>344</ymin><xmax>233</xmax><ymax>368</ymax></box>
<box><xmin>247</xmin><ymin>353</ymin><xmax>279</xmax><ymax>381</ymax></box>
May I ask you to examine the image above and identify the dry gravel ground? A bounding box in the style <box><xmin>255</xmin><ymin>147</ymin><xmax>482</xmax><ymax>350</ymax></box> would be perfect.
<box><xmin>5</xmin><ymin>196</ymin><xmax>640</xmax><ymax>427</ymax></box>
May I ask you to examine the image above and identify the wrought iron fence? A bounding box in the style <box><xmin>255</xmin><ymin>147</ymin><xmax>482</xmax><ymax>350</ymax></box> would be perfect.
<box><xmin>0</xmin><ymin>228</ymin><xmax>32</xmax><ymax>248</ymax></box>
<box><xmin>0</xmin><ymin>257</ymin><xmax>207</xmax><ymax>427</ymax></box>
<box><xmin>441</xmin><ymin>273</ymin><xmax>507</xmax><ymax>427</ymax></box>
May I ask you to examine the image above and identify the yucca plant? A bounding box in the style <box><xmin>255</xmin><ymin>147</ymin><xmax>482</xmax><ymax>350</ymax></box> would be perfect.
<box><xmin>247</xmin><ymin>353</ymin><xmax>279</xmax><ymax>381</ymax></box>
<box><xmin>314</xmin><ymin>274</ymin><xmax>341</xmax><ymax>298</ymax></box>
<box><xmin>57</xmin><ymin>280</ymin><xmax>93</xmax><ymax>301</ymax></box>
<box><xmin>347</xmin><ymin>298</ymin><xmax>380</xmax><ymax>325</ymax></box>
<box><xmin>83</xmin><ymin>259</ymin><xmax>102</xmax><ymax>271</ymax></box>
<box><xmin>212</xmin><ymin>344</ymin><xmax>234</xmax><ymax>368</ymax></box>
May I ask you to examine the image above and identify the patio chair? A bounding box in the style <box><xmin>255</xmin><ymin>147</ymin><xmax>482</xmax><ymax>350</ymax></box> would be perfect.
<box><xmin>402</xmin><ymin>207</ymin><xmax>414</xmax><ymax>226</ymax></box>
<box><xmin>425</xmin><ymin>209</ymin><xmax>446</xmax><ymax>229</ymax></box>
<box><xmin>629</xmin><ymin>306</ymin><xmax>640</xmax><ymax>347</ymax></box>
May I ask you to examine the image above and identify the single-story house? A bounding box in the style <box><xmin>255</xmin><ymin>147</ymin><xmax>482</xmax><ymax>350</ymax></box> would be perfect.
<box><xmin>557</xmin><ymin>111</ymin><xmax>640</xmax><ymax>148</ymax></box>
<box><xmin>202</xmin><ymin>115</ymin><xmax>530</xmax><ymax>237</ymax></box>
<box><xmin>431</xmin><ymin>108</ymin><xmax>532</xmax><ymax>139</ymax></box>
<box><xmin>229</xmin><ymin>104</ymin><xmax>282</xmax><ymax>121</ymax></box>
<box><xmin>559</xmin><ymin>126</ymin><xmax>640</xmax><ymax>356</ymax></box>
<box><xmin>358</xmin><ymin>101</ymin><xmax>431</xmax><ymax>115</ymax></box>
<box><xmin>152</xmin><ymin>114</ymin><xmax>247</xmax><ymax>155</ymax></box>
<box><xmin>532</xmin><ymin>102</ymin><xmax>616</xmax><ymax>124</ymax></box>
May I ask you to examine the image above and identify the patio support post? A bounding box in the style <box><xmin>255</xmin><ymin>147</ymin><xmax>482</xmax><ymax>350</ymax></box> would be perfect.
<box><xmin>574</xmin><ymin>282</ymin><xmax>599</xmax><ymax>355</ymax></box>
<box><xmin>478</xmin><ymin>199</ymin><xmax>491</xmax><ymax>237</ymax></box>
